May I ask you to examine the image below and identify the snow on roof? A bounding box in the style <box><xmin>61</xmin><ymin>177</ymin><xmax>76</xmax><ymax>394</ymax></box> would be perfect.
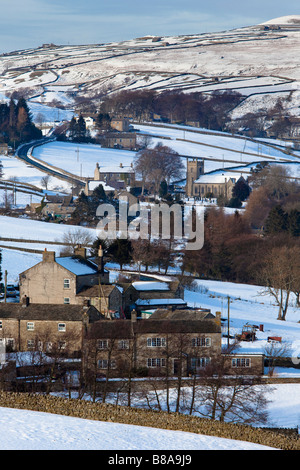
<box><xmin>132</xmin><ymin>281</ymin><xmax>170</xmax><ymax>291</ymax></box>
<box><xmin>87</xmin><ymin>181</ymin><xmax>115</xmax><ymax>191</ymax></box>
<box><xmin>135</xmin><ymin>298</ymin><xmax>186</xmax><ymax>306</ymax></box>
<box><xmin>194</xmin><ymin>172</ymin><xmax>237</xmax><ymax>184</ymax></box>
<box><xmin>100</xmin><ymin>166</ymin><xmax>134</xmax><ymax>173</ymax></box>
<box><xmin>56</xmin><ymin>257</ymin><xmax>98</xmax><ymax>276</ymax></box>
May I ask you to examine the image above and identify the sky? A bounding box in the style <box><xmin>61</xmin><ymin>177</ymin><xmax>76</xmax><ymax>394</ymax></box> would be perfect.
<box><xmin>0</xmin><ymin>0</ymin><xmax>300</xmax><ymax>53</ymax></box>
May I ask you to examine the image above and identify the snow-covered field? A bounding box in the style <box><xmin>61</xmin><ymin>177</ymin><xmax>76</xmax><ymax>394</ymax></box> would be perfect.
<box><xmin>1</xmin><ymin>16</ymin><xmax>300</xmax><ymax>121</ymax></box>
<box><xmin>25</xmin><ymin>122</ymin><xmax>300</xmax><ymax>184</ymax></box>
<box><xmin>0</xmin><ymin>215</ymin><xmax>97</xmax><ymax>282</ymax></box>
<box><xmin>32</xmin><ymin>140</ymin><xmax>136</xmax><ymax>179</ymax></box>
<box><xmin>0</xmin><ymin>406</ymin><xmax>276</xmax><ymax>450</ymax></box>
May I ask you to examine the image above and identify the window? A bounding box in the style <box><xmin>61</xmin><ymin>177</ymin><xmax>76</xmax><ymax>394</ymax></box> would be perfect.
<box><xmin>64</xmin><ymin>297</ymin><xmax>70</xmax><ymax>304</ymax></box>
<box><xmin>0</xmin><ymin>321</ymin><xmax>2</xmax><ymax>330</ymax></box>
<box><xmin>118</xmin><ymin>340</ymin><xmax>129</xmax><ymax>350</ymax></box>
<box><xmin>27</xmin><ymin>339</ymin><xmax>35</xmax><ymax>349</ymax></box>
<box><xmin>97</xmin><ymin>340</ymin><xmax>108</xmax><ymax>349</ymax></box>
<box><xmin>147</xmin><ymin>358</ymin><xmax>166</xmax><ymax>368</ymax></box>
<box><xmin>191</xmin><ymin>357</ymin><xmax>211</xmax><ymax>369</ymax></box>
<box><xmin>58</xmin><ymin>323</ymin><xmax>66</xmax><ymax>332</ymax></box>
<box><xmin>63</xmin><ymin>279</ymin><xmax>70</xmax><ymax>289</ymax></box>
<box><xmin>147</xmin><ymin>337</ymin><xmax>166</xmax><ymax>347</ymax></box>
<box><xmin>98</xmin><ymin>359</ymin><xmax>116</xmax><ymax>369</ymax></box>
<box><xmin>192</xmin><ymin>337</ymin><xmax>211</xmax><ymax>347</ymax></box>
<box><xmin>232</xmin><ymin>358</ymin><xmax>251</xmax><ymax>368</ymax></box>
<box><xmin>27</xmin><ymin>322</ymin><xmax>35</xmax><ymax>331</ymax></box>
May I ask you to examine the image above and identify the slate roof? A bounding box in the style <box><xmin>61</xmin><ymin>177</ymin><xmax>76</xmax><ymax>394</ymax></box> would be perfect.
<box><xmin>56</xmin><ymin>256</ymin><xmax>99</xmax><ymax>276</ymax></box>
<box><xmin>76</xmin><ymin>284</ymin><xmax>119</xmax><ymax>297</ymax></box>
<box><xmin>0</xmin><ymin>303</ymin><xmax>101</xmax><ymax>322</ymax></box>
<box><xmin>87</xmin><ymin>315</ymin><xmax>221</xmax><ymax>339</ymax></box>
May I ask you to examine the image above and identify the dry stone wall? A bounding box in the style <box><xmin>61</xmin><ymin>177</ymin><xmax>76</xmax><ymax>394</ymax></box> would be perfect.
<box><xmin>0</xmin><ymin>392</ymin><xmax>298</xmax><ymax>450</ymax></box>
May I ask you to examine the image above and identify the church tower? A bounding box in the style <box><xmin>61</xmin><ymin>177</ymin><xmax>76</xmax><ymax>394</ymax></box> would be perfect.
<box><xmin>186</xmin><ymin>158</ymin><xmax>204</xmax><ymax>197</ymax></box>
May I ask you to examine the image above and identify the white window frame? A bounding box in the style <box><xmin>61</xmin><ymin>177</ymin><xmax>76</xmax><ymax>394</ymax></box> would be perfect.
<box><xmin>63</xmin><ymin>279</ymin><xmax>70</xmax><ymax>289</ymax></box>
<box><xmin>147</xmin><ymin>337</ymin><xmax>166</xmax><ymax>348</ymax></box>
<box><xmin>192</xmin><ymin>336</ymin><xmax>211</xmax><ymax>347</ymax></box>
<box><xmin>118</xmin><ymin>340</ymin><xmax>129</xmax><ymax>350</ymax></box>
<box><xmin>97</xmin><ymin>340</ymin><xmax>108</xmax><ymax>349</ymax></box>
<box><xmin>27</xmin><ymin>322</ymin><xmax>35</xmax><ymax>331</ymax></box>
<box><xmin>64</xmin><ymin>297</ymin><xmax>70</xmax><ymax>304</ymax></box>
<box><xmin>232</xmin><ymin>357</ymin><xmax>251</xmax><ymax>368</ymax></box>
<box><xmin>27</xmin><ymin>339</ymin><xmax>35</xmax><ymax>349</ymax></box>
<box><xmin>98</xmin><ymin>359</ymin><xmax>116</xmax><ymax>369</ymax></box>
<box><xmin>147</xmin><ymin>358</ymin><xmax>166</xmax><ymax>368</ymax></box>
<box><xmin>58</xmin><ymin>323</ymin><xmax>66</xmax><ymax>332</ymax></box>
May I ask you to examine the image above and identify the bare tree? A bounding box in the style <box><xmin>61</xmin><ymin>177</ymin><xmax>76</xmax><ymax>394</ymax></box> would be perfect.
<box><xmin>58</xmin><ymin>228</ymin><xmax>95</xmax><ymax>256</ymax></box>
<box><xmin>190</xmin><ymin>350</ymin><xmax>271</xmax><ymax>425</ymax></box>
<box><xmin>134</xmin><ymin>143</ymin><xmax>184</xmax><ymax>195</ymax></box>
<box><xmin>40</xmin><ymin>175</ymin><xmax>51</xmax><ymax>190</ymax></box>
<box><xmin>259</xmin><ymin>245</ymin><xmax>300</xmax><ymax>320</ymax></box>
<box><xmin>263</xmin><ymin>340</ymin><xmax>292</xmax><ymax>376</ymax></box>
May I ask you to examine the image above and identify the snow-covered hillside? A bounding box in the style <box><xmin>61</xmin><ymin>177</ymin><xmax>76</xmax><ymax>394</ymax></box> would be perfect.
<box><xmin>1</xmin><ymin>17</ymin><xmax>300</xmax><ymax>122</ymax></box>
<box><xmin>0</xmin><ymin>406</ymin><xmax>276</xmax><ymax>450</ymax></box>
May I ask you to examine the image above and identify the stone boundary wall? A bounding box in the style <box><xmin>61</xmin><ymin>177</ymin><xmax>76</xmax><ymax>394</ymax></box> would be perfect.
<box><xmin>0</xmin><ymin>392</ymin><xmax>298</xmax><ymax>450</ymax></box>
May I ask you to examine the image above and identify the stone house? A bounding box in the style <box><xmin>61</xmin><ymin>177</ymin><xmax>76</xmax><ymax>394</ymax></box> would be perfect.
<box><xmin>0</xmin><ymin>302</ymin><xmax>101</xmax><ymax>355</ymax></box>
<box><xmin>119</xmin><ymin>280</ymin><xmax>185</xmax><ymax>316</ymax></box>
<box><xmin>76</xmin><ymin>284</ymin><xmax>123</xmax><ymax>319</ymax></box>
<box><xmin>19</xmin><ymin>248</ymin><xmax>113</xmax><ymax>314</ymax></box>
<box><xmin>83</xmin><ymin>180</ymin><xmax>115</xmax><ymax>197</ymax></box>
<box><xmin>84</xmin><ymin>308</ymin><xmax>264</xmax><ymax>377</ymax></box>
<box><xmin>103</xmin><ymin>132</ymin><xmax>137</xmax><ymax>150</ymax></box>
<box><xmin>85</xmin><ymin>308</ymin><xmax>222</xmax><ymax>377</ymax></box>
<box><xmin>110</xmin><ymin>117</ymin><xmax>130</xmax><ymax>132</ymax></box>
<box><xmin>93</xmin><ymin>162</ymin><xmax>135</xmax><ymax>188</ymax></box>
<box><xmin>41</xmin><ymin>195</ymin><xmax>75</xmax><ymax>220</ymax></box>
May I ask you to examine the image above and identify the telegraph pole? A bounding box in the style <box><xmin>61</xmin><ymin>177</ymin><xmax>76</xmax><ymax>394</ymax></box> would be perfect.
<box><xmin>4</xmin><ymin>270</ymin><xmax>7</xmax><ymax>303</ymax></box>
<box><xmin>227</xmin><ymin>296</ymin><xmax>230</xmax><ymax>348</ymax></box>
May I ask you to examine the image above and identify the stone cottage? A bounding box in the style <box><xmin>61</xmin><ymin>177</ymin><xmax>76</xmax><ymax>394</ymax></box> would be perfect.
<box><xmin>18</xmin><ymin>247</ymin><xmax>119</xmax><ymax>317</ymax></box>
<box><xmin>0</xmin><ymin>302</ymin><xmax>101</xmax><ymax>354</ymax></box>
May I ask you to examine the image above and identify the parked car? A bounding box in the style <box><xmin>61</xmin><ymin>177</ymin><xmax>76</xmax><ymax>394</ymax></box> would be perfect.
<box><xmin>6</xmin><ymin>286</ymin><xmax>18</xmax><ymax>298</ymax></box>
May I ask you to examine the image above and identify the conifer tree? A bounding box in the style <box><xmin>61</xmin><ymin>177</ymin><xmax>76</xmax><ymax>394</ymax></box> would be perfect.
<box><xmin>265</xmin><ymin>205</ymin><xmax>288</xmax><ymax>234</ymax></box>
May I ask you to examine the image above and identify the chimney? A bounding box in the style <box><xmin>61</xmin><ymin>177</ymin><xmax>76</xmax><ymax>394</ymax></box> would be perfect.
<box><xmin>215</xmin><ymin>311</ymin><xmax>221</xmax><ymax>326</ymax></box>
<box><xmin>43</xmin><ymin>249</ymin><xmax>55</xmax><ymax>263</ymax></box>
<box><xmin>131</xmin><ymin>309</ymin><xmax>137</xmax><ymax>322</ymax></box>
<box><xmin>74</xmin><ymin>245</ymin><xmax>86</xmax><ymax>259</ymax></box>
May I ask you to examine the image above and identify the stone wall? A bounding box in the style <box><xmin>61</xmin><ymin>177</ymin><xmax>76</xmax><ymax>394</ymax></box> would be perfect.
<box><xmin>0</xmin><ymin>392</ymin><xmax>298</xmax><ymax>450</ymax></box>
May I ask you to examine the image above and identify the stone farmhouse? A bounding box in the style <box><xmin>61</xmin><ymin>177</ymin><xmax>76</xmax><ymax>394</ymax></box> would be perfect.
<box><xmin>103</xmin><ymin>132</ymin><xmax>137</xmax><ymax>150</ymax></box>
<box><xmin>41</xmin><ymin>194</ymin><xmax>75</xmax><ymax>220</ymax></box>
<box><xmin>89</xmin><ymin>162</ymin><xmax>135</xmax><ymax>190</ymax></box>
<box><xmin>0</xmin><ymin>245</ymin><xmax>264</xmax><ymax>378</ymax></box>
<box><xmin>0</xmin><ymin>302</ymin><xmax>101</xmax><ymax>355</ymax></box>
<box><xmin>18</xmin><ymin>247</ymin><xmax>115</xmax><ymax>313</ymax></box>
<box><xmin>84</xmin><ymin>308</ymin><xmax>265</xmax><ymax>377</ymax></box>
<box><xmin>110</xmin><ymin>117</ymin><xmax>131</xmax><ymax>132</ymax></box>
